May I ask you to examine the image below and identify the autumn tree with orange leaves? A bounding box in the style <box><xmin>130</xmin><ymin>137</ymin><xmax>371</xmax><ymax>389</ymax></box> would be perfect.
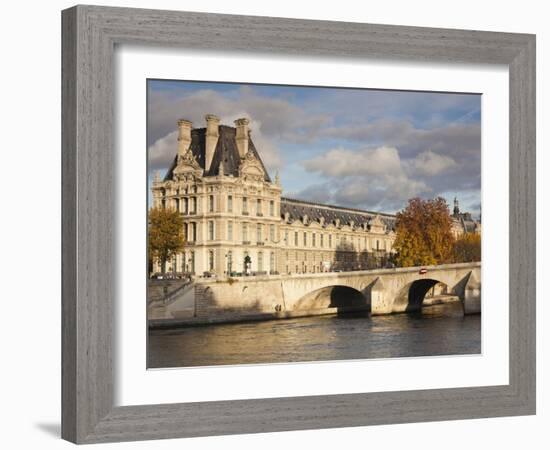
<box><xmin>452</xmin><ymin>232</ymin><xmax>481</xmax><ymax>263</ymax></box>
<box><xmin>393</xmin><ymin>197</ymin><xmax>454</xmax><ymax>267</ymax></box>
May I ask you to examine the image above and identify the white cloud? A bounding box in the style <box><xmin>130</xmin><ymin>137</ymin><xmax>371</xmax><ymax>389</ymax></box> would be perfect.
<box><xmin>383</xmin><ymin>173</ymin><xmax>431</xmax><ymax>201</ymax></box>
<box><xmin>298</xmin><ymin>145</ymin><xmax>431</xmax><ymax>210</ymax></box>
<box><xmin>148</xmin><ymin>130</ymin><xmax>178</xmax><ymax>170</ymax></box>
<box><xmin>220</xmin><ymin>114</ymin><xmax>282</xmax><ymax>170</ymax></box>
<box><xmin>302</xmin><ymin>146</ymin><xmax>403</xmax><ymax>177</ymax></box>
<box><xmin>331</xmin><ymin>173</ymin><xmax>430</xmax><ymax>209</ymax></box>
<box><xmin>407</xmin><ymin>150</ymin><xmax>458</xmax><ymax>176</ymax></box>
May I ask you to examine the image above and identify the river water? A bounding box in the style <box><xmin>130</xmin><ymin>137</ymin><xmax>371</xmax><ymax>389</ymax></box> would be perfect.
<box><xmin>148</xmin><ymin>302</ymin><xmax>481</xmax><ymax>368</ymax></box>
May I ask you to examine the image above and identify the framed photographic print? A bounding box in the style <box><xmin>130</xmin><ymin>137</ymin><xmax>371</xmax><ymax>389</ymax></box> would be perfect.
<box><xmin>62</xmin><ymin>5</ymin><xmax>536</xmax><ymax>444</ymax></box>
<box><xmin>145</xmin><ymin>79</ymin><xmax>483</xmax><ymax>369</ymax></box>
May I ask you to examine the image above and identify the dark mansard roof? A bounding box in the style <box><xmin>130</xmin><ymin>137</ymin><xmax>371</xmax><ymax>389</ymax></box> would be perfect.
<box><xmin>163</xmin><ymin>125</ymin><xmax>272</xmax><ymax>182</ymax></box>
<box><xmin>280</xmin><ymin>197</ymin><xmax>396</xmax><ymax>231</ymax></box>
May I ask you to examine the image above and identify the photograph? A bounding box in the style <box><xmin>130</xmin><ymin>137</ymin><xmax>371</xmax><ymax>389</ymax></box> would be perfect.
<box><xmin>146</xmin><ymin>79</ymin><xmax>482</xmax><ymax>368</ymax></box>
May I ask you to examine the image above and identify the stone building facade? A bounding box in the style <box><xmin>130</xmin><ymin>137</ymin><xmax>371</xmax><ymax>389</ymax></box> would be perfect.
<box><xmin>151</xmin><ymin>115</ymin><xmax>479</xmax><ymax>277</ymax></box>
<box><xmin>450</xmin><ymin>197</ymin><xmax>482</xmax><ymax>239</ymax></box>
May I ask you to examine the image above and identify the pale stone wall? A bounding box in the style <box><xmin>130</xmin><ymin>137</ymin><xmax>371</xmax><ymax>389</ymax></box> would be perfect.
<box><xmin>152</xmin><ymin>170</ymin><xmax>283</xmax><ymax>276</ymax></box>
<box><xmin>147</xmin><ymin>279</ymin><xmax>189</xmax><ymax>303</ymax></box>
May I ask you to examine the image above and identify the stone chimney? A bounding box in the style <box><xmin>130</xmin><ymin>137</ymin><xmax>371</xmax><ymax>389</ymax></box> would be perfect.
<box><xmin>177</xmin><ymin>119</ymin><xmax>193</xmax><ymax>156</ymax></box>
<box><xmin>234</xmin><ymin>118</ymin><xmax>250</xmax><ymax>158</ymax></box>
<box><xmin>205</xmin><ymin>114</ymin><xmax>220</xmax><ymax>172</ymax></box>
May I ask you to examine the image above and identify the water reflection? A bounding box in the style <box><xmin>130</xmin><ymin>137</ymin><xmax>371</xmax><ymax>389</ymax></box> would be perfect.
<box><xmin>148</xmin><ymin>302</ymin><xmax>481</xmax><ymax>368</ymax></box>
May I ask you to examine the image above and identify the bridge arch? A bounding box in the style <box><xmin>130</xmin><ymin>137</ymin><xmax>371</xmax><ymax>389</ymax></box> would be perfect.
<box><xmin>406</xmin><ymin>278</ymin><xmax>446</xmax><ymax>311</ymax></box>
<box><xmin>391</xmin><ymin>278</ymin><xmax>453</xmax><ymax>313</ymax></box>
<box><xmin>292</xmin><ymin>284</ymin><xmax>370</xmax><ymax>314</ymax></box>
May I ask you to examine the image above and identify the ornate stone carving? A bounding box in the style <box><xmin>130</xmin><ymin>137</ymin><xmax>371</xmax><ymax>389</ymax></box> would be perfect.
<box><xmin>369</xmin><ymin>215</ymin><xmax>386</xmax><ymax>234</ymax></box>
<box><xmin>172</xmin><ymin>149</ymin><xmax>203</xmax><ymax>181</ymax></box>
<box><xmin>239</xmin><ymin>150</ymin><xmax>265</xmax><ymax>182</ymax></box>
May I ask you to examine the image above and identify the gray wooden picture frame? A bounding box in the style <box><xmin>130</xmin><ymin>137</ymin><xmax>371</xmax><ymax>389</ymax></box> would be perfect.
<box><xmin>61</xmin><ymin>4</ymin><xmax>536</xmax><ymax>444</ymax></box>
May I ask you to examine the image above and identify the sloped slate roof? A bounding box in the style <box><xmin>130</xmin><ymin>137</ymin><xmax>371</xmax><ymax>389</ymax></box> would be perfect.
<box><xmin>280</xmin><ymin>197</ymin><xmax>396</xmax><ymax>231</ymax></box>
<box><xmin>164</xmin><ymin>125</ymin><xmax>271</xmax><ymax>182</ymax></box>
<box><xmin>459</xmin><ymin>217</ymin><xmax>478</xmax><ymax>233</ymax></box>
<box><xmin>453</xmin><ymin>212</ymin><xmax>480</xmax><ymax>233</ymax></box>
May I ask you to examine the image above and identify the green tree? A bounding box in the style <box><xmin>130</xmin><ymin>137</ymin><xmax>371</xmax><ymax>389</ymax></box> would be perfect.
<box><xmin>148</xmin><ymin>207</ymin><xmax>185</xmax><ymax>274</ymax></box>
<box><xmin>452</xmin><ymin>232</ymin><xmax>481</xmax><ymax>263</ymax></box>
<box><xmin>393</xmin><ymin>197</ymin><xmax>454</xmax><ymax>267</ymax></box>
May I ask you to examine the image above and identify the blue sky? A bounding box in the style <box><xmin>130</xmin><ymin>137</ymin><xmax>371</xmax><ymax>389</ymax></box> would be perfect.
<box><xmin>147</xmin><ymin>79</ymin><xmax>481</xmax><ymax>215</ymax></box>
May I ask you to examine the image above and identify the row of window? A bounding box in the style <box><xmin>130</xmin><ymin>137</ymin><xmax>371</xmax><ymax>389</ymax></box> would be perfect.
<box><xmin>168</xmin><ymin>195</ymin><xmax>277</xmax><ymax>216</ymax></box>
<box><xmin>283</xmin><ymin>229</ymin><xmax>388</xmax><ymax>251</ymax></box>
<box><xmin>170</xmin><ymin>197</ymin><xmax>197</xmax><ymax>214</ymax></box>
<box><xmin>169</xmin><ymin>251</ymin><xmax>195</xmax><ymax>273</ymax></box>
<box><xmin>183</xmin><ymin>221</ymin><xmax>277</xmax><ymax>243</ymax></box>
<box><xmin>184</xmin><ymin>222</ymin><xmax>390</xmax><ymax>250</ymax></box>
<box><xmin>239</xmin><ymin>197</ymin><xmax>275</xmax><ymax>216</ymax></box>
<box><xmin>210</xmin><ymin>250</ymin><xmax>277</xmax><ymax>273</ymax></box>
<box><xmin>169</xmin><ymin>250</ymin><xmax>277</xmax><ymax>273</ymax></box>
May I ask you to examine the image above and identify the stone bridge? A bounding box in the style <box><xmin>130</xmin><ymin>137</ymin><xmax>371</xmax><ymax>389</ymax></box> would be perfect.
<box><xmin>148</xmin><ymin>262</ymin><xmax>480</xmax><ymax>327</ymax></box>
